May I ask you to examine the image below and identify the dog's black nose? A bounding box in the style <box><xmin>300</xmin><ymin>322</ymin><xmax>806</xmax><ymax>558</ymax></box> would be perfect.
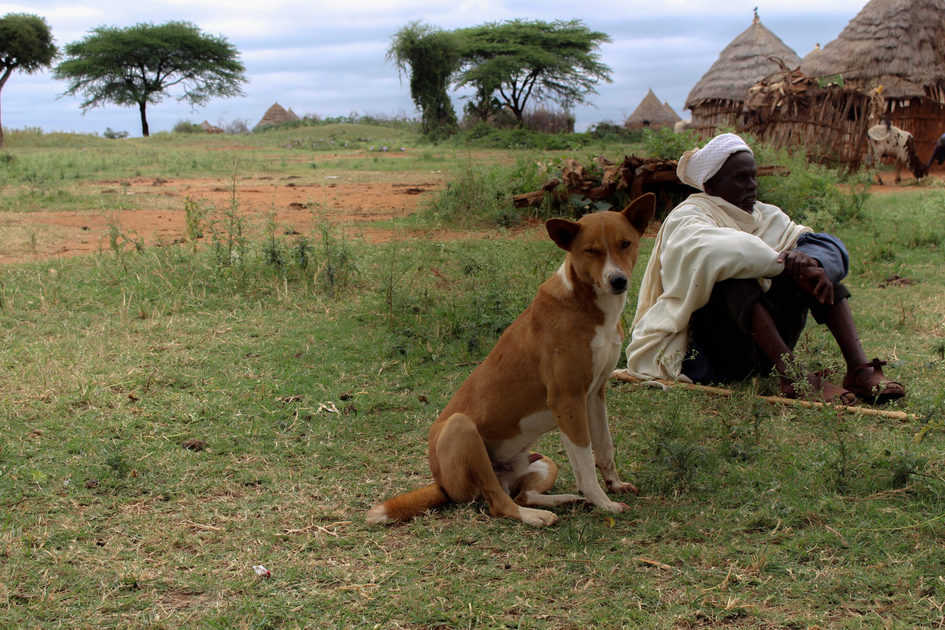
<box><xmin>610</xmin><ymin>275</ymin><xmax>627</xmax><ymax>293</ymax></box>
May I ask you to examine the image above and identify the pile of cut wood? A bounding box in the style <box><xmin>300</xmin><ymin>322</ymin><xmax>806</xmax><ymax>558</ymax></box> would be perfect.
<box><xmin>513</xmin><ymin>155</ymin><xmax>688</xmax><ymax>218</ymax></box>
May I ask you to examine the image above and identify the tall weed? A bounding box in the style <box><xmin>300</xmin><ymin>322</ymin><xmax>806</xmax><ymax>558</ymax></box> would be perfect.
<box><xmin>314</xmin><ymin>224</ymin><xmax>357</xmax><ymax>296</ymax></box>
<box><xmin>425</xmin><ymin>163</ymin><xmax>514</xmax><ymax>227</ymax></box>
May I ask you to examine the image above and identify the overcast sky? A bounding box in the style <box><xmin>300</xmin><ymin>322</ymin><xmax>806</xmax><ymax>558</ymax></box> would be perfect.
<box><xmin>4</xmin><ymin>0</ymin><xmax>868</xmax><ymax>136</ymax></box>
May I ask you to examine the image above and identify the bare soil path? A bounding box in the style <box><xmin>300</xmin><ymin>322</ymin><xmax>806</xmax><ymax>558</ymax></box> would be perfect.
<box><xmin>0</xmin><ymin>173</ymin><xmax>510</xmax><ymax>265</ymax></box>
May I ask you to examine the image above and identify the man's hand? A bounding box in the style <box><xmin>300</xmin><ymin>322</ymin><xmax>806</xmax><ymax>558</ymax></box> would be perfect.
<box><xmin>778</xmin><ymin>250</ymin><xmax>834</xmax><ymax>304</ymax></box>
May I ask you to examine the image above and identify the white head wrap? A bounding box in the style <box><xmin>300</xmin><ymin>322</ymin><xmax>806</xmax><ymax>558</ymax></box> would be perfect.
<box><xmin>676</xmin><ymin>132</ymin><xmax>753</xmax><ymax>191</ymax></box>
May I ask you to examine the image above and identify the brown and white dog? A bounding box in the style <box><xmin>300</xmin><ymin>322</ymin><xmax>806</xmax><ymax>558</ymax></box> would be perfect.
<box><xmin>367</xmin><ymin>193</ymin><xmax>656</xmax><ymax>526</ymax></box>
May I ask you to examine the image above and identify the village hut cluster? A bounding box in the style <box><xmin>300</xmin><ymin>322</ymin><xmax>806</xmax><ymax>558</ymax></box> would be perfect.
<box><xmin>253</xmin><ymin>2</ymin><xmax>945</xmax><ymax>183</ymax></box>
<box><xmin>630</xmin><ymin>0</ymin><xmax>945</xmax><ymax>174</ymax></box>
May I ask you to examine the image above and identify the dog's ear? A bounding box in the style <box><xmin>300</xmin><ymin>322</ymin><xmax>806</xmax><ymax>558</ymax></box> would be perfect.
<box><xmin>546</xmin><ymin>218</ymin><xmax>581</xmax><ymax>251</ymax></box>
<box><xmin>622</xmin><ymin>192</ymin><xmax>656</xmax><ymax>235</ymax></box>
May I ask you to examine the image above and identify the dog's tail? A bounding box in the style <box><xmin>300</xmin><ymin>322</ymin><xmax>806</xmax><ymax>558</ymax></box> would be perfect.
<box><xmin>366</xmin><ymin>483</ymin><xmax>449</xmax><ymax>525</ymax></box>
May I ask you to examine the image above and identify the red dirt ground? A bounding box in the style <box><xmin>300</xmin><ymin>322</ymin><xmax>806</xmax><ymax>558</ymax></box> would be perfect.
<box><xmin>1</xmin><ymin>165</ymin><xmax>939</xmax><ymax>265</ymax></box>
<box><xmin>0</xmin><ymin>174</ymin><xmax>526</xmax><ymax>265</ymax></box>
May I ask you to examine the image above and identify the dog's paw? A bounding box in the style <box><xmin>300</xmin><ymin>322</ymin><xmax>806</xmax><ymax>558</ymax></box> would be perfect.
<box><xmin>598</xmin><ymin>500</ymin><xmax>629</xmax><ymax>513</ymax></box>
<box><xmin>518</xmin><ymin>506</ymin><xmax>558</xmax><ymax>527</ymax></box>
<box><xmin>365</xmin><ymin>504</ymin><xmax>392</xmax><ymax>525</ymax></box>
<box><xmin>606</xmin><ymin>480</ymin><xmax>640</xmax><ymax>495</ymax></box>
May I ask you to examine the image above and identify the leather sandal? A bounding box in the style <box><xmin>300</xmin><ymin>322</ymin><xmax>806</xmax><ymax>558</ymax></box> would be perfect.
<box><xmin>843</xmin><ymin>358</ymin><xmax>906</xmax><ymax>404</ymax></box>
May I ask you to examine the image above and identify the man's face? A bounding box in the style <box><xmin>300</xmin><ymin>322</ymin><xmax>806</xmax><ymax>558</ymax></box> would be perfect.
<box><xmin>704</xmin><ymin>150</ymin><xmax>757</xmax><ymax>213</ymax></box>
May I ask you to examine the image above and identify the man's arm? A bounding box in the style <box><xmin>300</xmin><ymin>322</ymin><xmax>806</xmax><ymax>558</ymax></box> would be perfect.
<box><xmin>794</xmin><ymin>233</ymin><xmax>849</xmax><ymax>284</ymax></box>
<box><xmin>778</xmin><ymin>250</ymin><xmax>834</xmax><ymax>305</ymax></box>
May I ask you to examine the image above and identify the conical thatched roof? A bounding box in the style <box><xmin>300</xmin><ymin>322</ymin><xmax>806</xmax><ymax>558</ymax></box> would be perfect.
<box><xmin>626</xmin><ymin>89</ymin><xmax>679</xmax><ymax>128</ymax></box>
<box><xmin>685</xmin><ymin>13</ymin><xmax>801</xmax><ymax>109</ymax></box>
<box><xmin>254</xmin><ymin>102</ymin><xmax>301</xmax><ymax>130</ymax></box>
<box><xmin>662</xmin><ymin>101</ymin><xmax>682</xmax><ymax>123</ymax></box>
<box><xmin>799</xmin><ymin>0</ymin><xmax>945</xmax><ymax>100</ymax></box>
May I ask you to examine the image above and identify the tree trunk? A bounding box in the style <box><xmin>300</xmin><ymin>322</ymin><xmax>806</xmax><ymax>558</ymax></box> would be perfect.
<box><xmin>138</xmin><ymin>101</ymin><xmax>150</xmax><ymax>137</ymax></box>
<box><xmin>511</xmin><ymin>105</ymin><xmax>525</xmax><ymax>127</ymax></box>
<box><xmin>0</xmin><ymin>69</ymin><xmax>11</xmax><ymax>149</ymax></box>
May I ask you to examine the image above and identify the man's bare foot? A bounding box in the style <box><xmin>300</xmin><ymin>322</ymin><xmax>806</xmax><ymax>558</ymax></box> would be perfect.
<box><xmin>780</xmin><ymin>372</ymin><xmax>856</xmax><ymax>405</ymax></box>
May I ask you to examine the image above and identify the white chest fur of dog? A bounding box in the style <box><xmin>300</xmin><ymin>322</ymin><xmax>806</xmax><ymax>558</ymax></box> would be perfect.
<box><xmin>367</xmin><ymin>193</ymin><xmax>656</xmax><ymax>526</ymax></box>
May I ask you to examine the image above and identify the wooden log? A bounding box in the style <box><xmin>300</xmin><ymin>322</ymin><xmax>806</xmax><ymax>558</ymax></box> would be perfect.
<box><xmin>512</xmin><ymin>178</ymin><xmax>561</xmax><ymax>208</ymax></box>
<box><xmin>512</xmin><ymin>190</ymin><xmax>547</xmax><ymax>208</ymax></box>
<box><xmin>610</xmin><ymin>370</ymin><xmax>916</xmax><ymax>421</ymax></box>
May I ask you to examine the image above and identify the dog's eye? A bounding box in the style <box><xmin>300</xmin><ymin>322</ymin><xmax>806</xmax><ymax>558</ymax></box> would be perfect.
<box><xmin>584</xmin><ymin>247</ymin><xmax>603</xmax><ymax>256</ymax></box>
<box><xmin>619</xmin><ymin>240</ymin><xmax>632</xmax><ymax>250</ymax></box>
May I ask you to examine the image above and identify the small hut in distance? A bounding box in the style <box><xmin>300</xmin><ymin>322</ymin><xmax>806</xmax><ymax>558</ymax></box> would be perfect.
<box><xmin>254</xmin><ymin>103</ymin><xmax>301</xmax><ymax>131</ymax></box>
<box><xmin>625</xmin><ymin>89</ymin><xmax>681</xmax><ymax>130</ymax></box>
<box><xmin>685</xmin><ymin>10</ymin><xmax>801</xmax><ymax>136</ymax></box>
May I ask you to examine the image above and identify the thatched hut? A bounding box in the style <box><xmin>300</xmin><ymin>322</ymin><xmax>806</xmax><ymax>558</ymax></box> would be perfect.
<box><xmin>625</xmin><ymin>89</ymin><xmax>679</xmax><ymax>130</ymax></box>
<box><xmin>799</xmin><ymin>0</ymin><xmax>945</xmax><ymax>158</ymax></box>
<box><xmin>685</xmin><ymin>12</ymin><xmax>801</xmax><ymax>136</ymax></box>
<box><xmin>254</xmin><ymin>103</ymin><xmax>301</xmax><ymax>131</ymax></box>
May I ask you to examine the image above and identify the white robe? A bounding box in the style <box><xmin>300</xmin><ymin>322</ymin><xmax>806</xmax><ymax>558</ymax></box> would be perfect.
<box><xmin>623</xmin><ymin>193</ymin><xmax>812</xmax><ymax>381</ymax></box>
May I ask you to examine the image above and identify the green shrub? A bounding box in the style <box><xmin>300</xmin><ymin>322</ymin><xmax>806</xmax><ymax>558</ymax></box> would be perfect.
<box><xmin>587</xmin><ymin>122</ymin><xmax>642</xmax><ymax>143</ymax></box>
<box><xmin>251</xmin><ymin>112</ymin><xmax>420</xmax><ymax>134</ymax></box>
<box><xmin>425</xmin><ymin>163</ymin><xmax>511</xmax><ymax>226</ymax></box>
<box><xmin>754</xmin><ymin>143</ymin><xmax>869</xmax><ymax>228</ymax></box>
<box><xmin>172</xmin><ymin>120</ymin><xmax>204</xmax><ymax>134</ymax></box>
<box><xmin>423</xmin><ymin>156</ymin><xmax>564</xmax><ymax>227</ymax></box>
<box><xmin>102</xmin><ymin>127</ymin><xmax>129</xmax><ymax>140</ymax></box>
<box><xmin>642</xmin><ymin>126</ymin><xmax>698</xmax><ymax>159</ymax></box>
<box><xmin>450</xmin><ymin>125</ymin><xmax>591</xmax><ymax>151</ymax></box>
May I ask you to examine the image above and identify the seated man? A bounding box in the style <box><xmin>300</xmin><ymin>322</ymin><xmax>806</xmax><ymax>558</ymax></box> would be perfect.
<box><xmin>624</xmin><ymin>133</ymin><xmax>904</xmax><ymax>404</ymax></box>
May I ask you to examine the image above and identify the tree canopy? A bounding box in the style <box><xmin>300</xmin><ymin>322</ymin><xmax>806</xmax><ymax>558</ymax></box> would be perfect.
<box><xmin>0</xmin><ymin>13</ymin><xmax>58</xmax><ymax>147</ymax></box>
<box><xmin>387</xmin><ymin>22</ymin><xmax>461</xmax><ymax>140</ymax></box>
<box><xmin>455</xmin><ymin>20</ymin><xmax>612</xmax><ymax>125</ymax></box>
<box><xmin>54</xmin><ymin>21</ymin><xmax>246</xmax><ymax>137</ymax></box>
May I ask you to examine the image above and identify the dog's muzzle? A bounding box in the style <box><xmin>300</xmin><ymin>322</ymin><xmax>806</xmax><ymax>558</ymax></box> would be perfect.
<box><xmin>608</xmin><ymin>272</ymin><xmax>628</xmax><ymax>294</ymax></box>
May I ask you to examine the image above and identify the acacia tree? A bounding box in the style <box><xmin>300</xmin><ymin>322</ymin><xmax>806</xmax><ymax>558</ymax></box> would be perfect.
<box><xmin>0</xmin><ymin>13</ymin><xmax>58</xmax><ymax>147</ymax></box>
<box><xmin>455</xmin><ymin>20</ymin><xmax>612</xmax><ymax>125</ymax></box>
<box><xmin>387</xmin><ymin>22</ymin><xmax>461</xmax><ymax>140</ymax></box>
<box><xmin>54</xmin><ymin>21</ymin><xmax>245</xmax><ymax>137</ymax></box>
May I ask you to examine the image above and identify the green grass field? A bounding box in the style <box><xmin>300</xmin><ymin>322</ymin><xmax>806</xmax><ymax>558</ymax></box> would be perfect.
<box><xmin>1</xmin><ymin>125</ymin><xmax>944</xmax><ymax>628</ymax></box>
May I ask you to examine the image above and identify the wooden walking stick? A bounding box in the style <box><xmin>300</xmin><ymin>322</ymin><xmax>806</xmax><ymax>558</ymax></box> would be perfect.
<box><xmin>611</xmin><ymin>370</ymin><xmax>916</xmax><ymax>421</ymax></box>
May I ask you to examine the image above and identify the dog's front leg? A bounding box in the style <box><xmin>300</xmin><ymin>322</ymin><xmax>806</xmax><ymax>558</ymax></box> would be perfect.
<box><xmin>588</xmin><ymin>386</ymin><xmax>638</xmax><ymax>495</ymax></box>
<box><xmin>554</xmin><ymin>395</ymin><xmax>627</xmax><ymax>513</ymax></box>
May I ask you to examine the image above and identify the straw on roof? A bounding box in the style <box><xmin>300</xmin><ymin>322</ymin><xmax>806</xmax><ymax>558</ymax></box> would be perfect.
<box><xmin>254</xmin><ymin>103</ymin><xmax>301</xmax><ymax>130</ymax></box>
<box><xmin>685</xmin><ymin>13</ymin><xmax>801</xmax><ymax>109</ymax></box>
<box><xmin>626</xmin><ymin>89</ymin><xmax>679</xmax><ymax>128</ymax></box>
<box><xmin>799</xmin><ymin>0</ymin><xmax>945</xmax><ymax>100</ymax></box>
<box><xmin>662</xmin><ymin>101</ymin><xmax>682</xmax><ymax>123</ymax></box>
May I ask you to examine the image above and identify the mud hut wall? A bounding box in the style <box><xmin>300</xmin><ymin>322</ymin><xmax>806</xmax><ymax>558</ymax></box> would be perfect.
<box><xmin>754</xmin><ymin>119</ymin><xmax>865</xmax><ymax>166</ymax></box>
<box><xmin>689</xmin><ymin>101</ymin><xmax>741</xmax><ymax>138</ymax></box>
